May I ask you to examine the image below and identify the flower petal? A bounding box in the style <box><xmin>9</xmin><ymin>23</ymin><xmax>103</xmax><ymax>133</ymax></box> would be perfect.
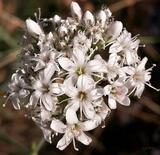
<box><xmin>66</xmin><ymin>109</ymin><xmax>79</xmax><ymax>124</ymax></box>
<box><xmin>50</xmin><ymin>83</ymin><xmax>64</xmax><ymax>96</ymax></box>
<box><xmin>82</xmin><ymin>101</ymin><xmax>95</xmax><ymax>119</ymax></box>
<box><xmin>80</xmin><ymin>120</ymin><xmax>98</xmax><ymax>131</ymax></box>
<box><xmin>72</xmin><ymin>48</ymin><xmax>85</xmax><ymax>65</ymax></box>
<box><xmin>118</xmin><ymin>96</ymin><xmax>130</xmax><ymax>106</ymax></box>
<box><xmin>89</xmin><ymin>88</ymin><xmax>103</xmax><ymax>101</ymax></box>
<box><xmin>77</xmin><ymin>75</ymin><xmax>94</xmax><ymax>91</ymax></box>
<box><xmin>58</xmin><ymin>57</ymin><xmax>75</xmax><ymax>72</ymax></box>
<box><xmin>41</xmin><ymin>94</ymin><xmax>54</xmax><ymax>111</ymax></box>
<box><xmin>86</xmin><ymin>59</ymin><xmax>104</xmax><ymax>73</ymax></box>
<box><xmin>76</xmin><ymin>132</ymin><xmax>92</xmax><ymax>145</ymax></box>
<box><xmin>108</xmin><ymin>96</ymin><xmax>117</xmax><ymax>109</ymax></box>
<box><xmin>57</xmin><ymin>133</ymin><xmax>73</xmax><ymax>150</ymax></box>
<box><xmin>50</xmin><ymin>119</ymin><xmax>66</xmax><ymax>133</ymax></box>
<box><xmin>64</xmin><ymin>77</ymin><xmax>78</xmax><ymax>97</ymax></box>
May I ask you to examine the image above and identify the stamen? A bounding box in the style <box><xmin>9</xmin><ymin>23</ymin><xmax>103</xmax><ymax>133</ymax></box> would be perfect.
<box><xmin>73</xmin><ymin>138</ymin><xmax>79</xmax><ymax>151</ymax></box>
<box><xmin>3</xmin><ymin>94</ymin><xmax>11</xmax><ymax>107</ymax></box>
<box><xmin>101</xmin><ymin>119</ymin><xmax>106</xmax><ymax>128</ymax></box>
<box><xmin>146</xmin><ymin>83</ymin><xmax>160</xmax><ymax>91</ymax></box>
<box><xmin>80</xmin><ymin>103</ymin><xmax>83</xmax><ymax>121</ymax></box>
<box><xmin>59</xmin><ymin>98</ymin><xmax>70</xmax><ymax>104</ymax></box>
<box><xmin>146</xmin><ymin>64</ymin><xmax>156</xmax><ymax>71</ymax></box>
<box><xmin>127</xmin><ymin>87</ymin><xmax>136</xmax><ymax>96</ymax></box>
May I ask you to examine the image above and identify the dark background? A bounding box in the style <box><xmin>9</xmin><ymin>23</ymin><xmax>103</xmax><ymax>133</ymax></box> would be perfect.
<box><xmin>0</xmin><ymin>0</ymin><xmax>160</xmax><ymax>155</ymax></box>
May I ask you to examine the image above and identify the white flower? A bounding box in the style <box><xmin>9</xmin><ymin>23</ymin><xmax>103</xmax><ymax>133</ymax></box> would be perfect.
<box><xmin>50</xmin><ymin>109</ymin><xmax>98</xmax><ymax>150</ymax></box>
<box><xmin>122</xmin><ymin>57</ymin><xmax>159</xmax><ymax>98</ymax></box>
<box><xmin>26</xmin><ymin>18</ymin><xmax>43</xmax><ymax>36</ymax></box>
<box><xmin>104</xmin><ymin>79</ymin><xmax>130</xmax><ymax>109</ymax></box>
<box><xmin>28</xmin><ymin>69</ymin><xmax>64</xmax><ymax>111</ymax></box>
<box><xmin>73</xmin><ymin>31</ymin><xmax>92</xmax><ymax>53</ymax></box>
<box><xmin>70</xmin><ymin>2</ymin><xmax>82</xmax><ymax>20</ymax></box>
<box><xmin>93</xmin><ymin>100</ymin><xmax>111</xmax><ymax>126</ymax></box>
<box><xmin>33</xmin><ymin>50</ymin><xmax>60</xmax><ymax>72</ymax></box>
<box><xmin>109</xmin><ymin>30</ymin><xmax>140</xmax><ymax>65</ymax></box>
<box><xmin>58</xmin><ymin>48</ymin><xmax>104</xmax><ymax>79</ymax></box>
<box><xmin>7</xmin><ymin>73</ymin><xmax>29</xmax><ymax>109</ymax></box>
<box><xmin>64</xmin><ymin>75</ymin><xmax>103</xmax><ymax>120</ymax></box>
<box><xmin>7</xmin><ymin>1</ymin><xmax>157</xmax><ymax>151</ymax></box>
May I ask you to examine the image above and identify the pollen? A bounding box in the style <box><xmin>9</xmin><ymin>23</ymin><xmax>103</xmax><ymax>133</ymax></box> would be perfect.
<box><xmin>76</xmin><ymin>66</ymin><xmax>85</xmax><ymax>75</ymax></box>
<box><xmin>77</xmin><ymin>91</ymin><xmax>87</xmax><ymax>101</ymax></box>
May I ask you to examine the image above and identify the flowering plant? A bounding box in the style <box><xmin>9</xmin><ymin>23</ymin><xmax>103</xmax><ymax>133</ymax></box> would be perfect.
<box><xmin>5</xmin><ymin>1</ymin><xmax>159</xmax><ymax>151</ymax></box>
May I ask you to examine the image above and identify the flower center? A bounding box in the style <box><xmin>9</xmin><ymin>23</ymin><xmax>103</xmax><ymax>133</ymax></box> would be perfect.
<box><xmin>77</xmin><ymin>91</ymin><xmax>87</xmax><ymax>101</ymax></box>
<box><xmin>76</xmin><ymin>66</ymin><xmax>85</xmax><ymax>76</ymax></box>
<box><xmin>42</xmin><ymin>84</ymin><xmax>50</xmax><ymax>93</ymax></box>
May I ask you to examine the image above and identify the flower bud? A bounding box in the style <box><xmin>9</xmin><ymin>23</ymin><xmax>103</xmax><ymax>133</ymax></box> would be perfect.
<box><xmin>26</xmin><ymin>18</ymin><xmax>43</xmax><ymax>36</ymax></box>
<box><xmin>97</xmin><ymin>10</ymin><xmax>106</xmax><ymax>27</ymax></box>
<box><xmin>70</xmin><ymin>2</ymin><xmax>82</xmax><ymax>20</ymax></box>
<box><xmin>58</xmin><ymin>25</ymin><xmax>68</xmax><ymax>37</ymax></box>
<box><xmin>107</xmin><ymin>21</ymin><xmax>123</xmax><ymax>39</ymax></box>
<box><xmin>83</xmin><ymin>11</ymin><xmax>95</xmax><ymax>26</ymax></box>
<box><xmin>105</xmin><ymin>8</ymin><xmax>112</xmax><ymax>18</ymax></box>
<box><xmin>53</xmin><ymin>15</ymin><xmax>61</xmax><ymax>25</ymax></box>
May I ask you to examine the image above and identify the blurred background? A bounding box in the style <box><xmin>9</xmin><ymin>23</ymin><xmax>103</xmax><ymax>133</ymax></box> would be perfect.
<box><xmin>0</xmin><ymin>0</ymin><xmax>160</xmax><ymax>155</ymax></box>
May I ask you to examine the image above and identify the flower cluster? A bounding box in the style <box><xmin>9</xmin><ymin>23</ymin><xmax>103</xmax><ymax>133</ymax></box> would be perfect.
<box><xmin>5</xmin><ymin>2</ymin><xmax>159</xmax><ymax>150</ymax></box>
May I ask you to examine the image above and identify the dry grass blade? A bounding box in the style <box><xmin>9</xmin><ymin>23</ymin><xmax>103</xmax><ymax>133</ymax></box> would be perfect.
<box><xmin>109</xmin><ymin>0</ymin><xmax>142</xmax><ymax>12</ymax></box>
<box><xmin>0</xmin><ymin>49</ymin><xmax>19</xmax><ymax>69</ymax></box>
<box><xmin>140</xmin><ymin>96</ymin><xmax>160</xmax><ymax>115</ymax></box>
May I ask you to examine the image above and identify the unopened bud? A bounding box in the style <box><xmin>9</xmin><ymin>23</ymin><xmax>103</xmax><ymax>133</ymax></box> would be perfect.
<box><xmin>108</xmin><ymin>21</ymin><xmax>123</xmax><ymax>39</ymax></box>
<box><xmin>70</xmin><ymin>2</ymin><xmax>82</xmax><ymax>20</ymax></box>
<box><xmin>83</xmin><ymin>11</ymin><xmax>95</xmax><ymax>26</ymax></box>
<box><xmin>53</xmin><ymin>15</ymin><xmax>61</xmax><ymax>25</ymax></box>
<box><xmin>26</xmin><ymin>18</ymin><xmax>43</xmax><ymax>36</ymax></box>
<box><xmin>97</xmin><ymin>10</ymin><xmax>106</xmax><ymax>27</ymax></box>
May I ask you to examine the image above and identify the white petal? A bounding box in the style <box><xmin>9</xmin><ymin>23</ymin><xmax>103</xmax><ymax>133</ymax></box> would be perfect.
<box><xmin>80</xmin><ymin>120</ymin><xmax>99</xmax><ymax>131</ymax></box>
<box><xmin>41</xmin><ymin>94</ymin><xmax>54</xmax><ymax>111</ymax></box>
<box><xmin>82</xmin><ymin>101</ymin><xmax>95</xmax><ymax>119</ymax></box>
<box><xmin>135</xmin><ymin>83</ymin><xmax>145</xmax><ymax>98</ymax></box>
<box><xmin>76</xmin><ymin>132</ymin><xmax>92</xmax><ymax>145</ymax></box>
<box><xmin>41</xmin><ymin>108</ymin><xmax>52</xmax><ymax>122</ymax></box>
<box><xmin>86</xmin><ymin>59</ymin><xmax>104</xmax><ymax>73</ymax></box>
<box><xmin>108</xmin><ymin>96</ymin><xmax>117</xmax><ymax>109</ymax></box>
<box><xmin>126</xmin><ymin>51</ymin><xmax>133</xmax><ymax>65</ymax></box>
<box><xmin>118</xmin><ymin>96</ymin><xmax>130</xmax><ymax>106</ymax></box>
<box><xmin>66</xmin><ymin>109</ymin><xmax>79</xmax><ymax>124</ymax></box>
<box><xmin>77</xmin><ymin>75</ymin><xmax>94</xmax><ymax>91</ymax></box>
<box><xmin>89</xmin><ymin>88</ymin><xmax>103</xmax><ymax>101</ymax></box>
<box><xmin>57</xmin><ymin>133</ymin><xmax>73</xmax><ymax>150</ymax></box>
<box><xmin>58</xmin><ymin>57</ymin><xmax>76</xmax><ymax>72</ymax></box>
<box><xmin>50</xmin><ymin>83</ymin><xmax>64</xmax><ymax>96</ymax></box>
<box><xmin>64</xmin><ymin>100</ymin><xmax>80</xmax><ymax>114</ymax></box>
<box><xmin>99</xmin><ymin>102</ymin><xmax>111</xmax><ymax>120</ymax></box>
<box><xmin>64</xmin><ymin>77</ymin><xmax>78</xmax><ymax>97</ymax></box>
<box><xmin>72</xmin><ymin>48</ymin><xmax>85</xmax><ymax>65</ymax></box>
<box><xmin>122</xmin><ymin>66</ymin><xmax>135</xmax><ymax>75</ymax></box>
<box><xmin>29</xmin><ymin>91</ymin><xmax>41</xmax><ymax>107</ymax></box>
<box><xmin>103</xmin><ymin>85</ymin><xmax>112</xmax><ymax>96</ymax></box>
<box><xmin>41</xmin><ymin>127</ymin><xmax>52</xmax><ymax>143</ymax></box>
<box><xmin>137</xmin><ymin>57</ymin><xmax>148</xmax><ymax>71</ymax></box>
<box><xmin>43</xmin><ymin>63</ymin><xmax>55</xmax><ymax>83</ymax></box>
<box><xmin>50</xmin><ymin>119</ymin><xmax>66</xmax><ymax>133</ymax></box>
